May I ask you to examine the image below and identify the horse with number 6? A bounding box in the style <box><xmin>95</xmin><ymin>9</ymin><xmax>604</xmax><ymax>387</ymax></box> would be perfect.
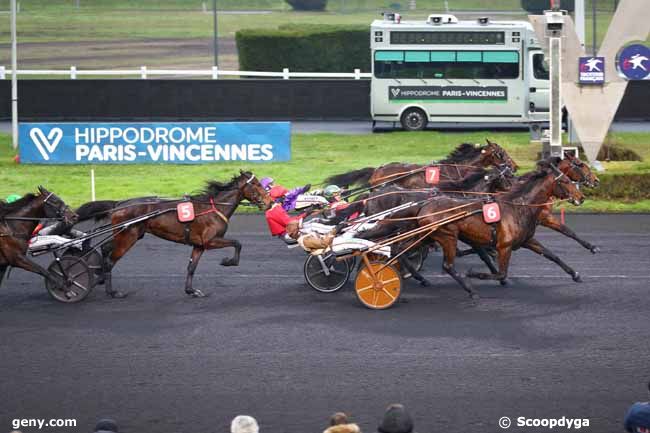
<box><xmin>412</xmin><ymin>166</ymin><xmax>586</xmax><ymax>298</ymax></box>
<box><xmin>75</xmin><ymin>171</ymin><xmax>272</xmax><ymax>299</ymax></box>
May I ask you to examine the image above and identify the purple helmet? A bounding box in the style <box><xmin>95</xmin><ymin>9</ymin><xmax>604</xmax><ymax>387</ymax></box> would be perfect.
<box><xmin>260</xmin><ymin>177</ymin><xmax>274</xmax><ymax>191</ymax></box>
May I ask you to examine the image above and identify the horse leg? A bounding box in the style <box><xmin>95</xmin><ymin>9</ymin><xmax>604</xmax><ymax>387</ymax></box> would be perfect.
<box><xmin>397</xmin><ymin>255</ymin><xmax>430</xmax><ymax>287</ymax></box>
<box><xmin>6</xmin><ymin>253</ymin><xmax>56</xmax><ymax>283</ymax></box>
<box><xmin>540</xmin><ymin>215</ymin><xmax>600</xmax><ymax>253</ymax></box>
<box><xmin>473</xmin><ymin>246</ymin><xmax>505</xmax><ymax>285</ymax></box>
<box><xmin>523</xmin><ymin>238</ymin><xmax>582</xmax><ymax>282</ymax></box>
<box><xmin>203</xmin><ymin>237</ymin><xmax>242</xmax><ymax>267</ymax></box>
<box><xmin>105</xmin><ymin>227</ymin><xmax>143</xmax><ymax>298</ymax></box>
<box><xmin>185</xmin><ymin>246</ymin><xmax>206</xmax><ymax>298</ymax></box>
<box><xmin>467</xmin><ymin>246</ymin><xmax>511</xmax><ymax>284</ymax></box>
<box><xmin>437</xmin><ymin>236</ymin><xmax>478</xmax><ymax>299</ymax></box>
<box><xmin>0</xmin><ymin>264</ymin><xmax>7</xmax><ymax>288</ymax></box>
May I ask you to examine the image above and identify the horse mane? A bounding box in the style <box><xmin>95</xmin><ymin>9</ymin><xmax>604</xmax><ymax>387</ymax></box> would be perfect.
<box><xmin>196</xmin><ymin>172</ymin><xmax>249</xmax><ymax>198</ymax></box>
<box><xmin>440</xmin><ymin>169</ymin><xmax>488</xmax><ymax>189</ymax></box>
<box><xmin>440</xmin><ymin>143</ymin><xmax>482</xmax><ymax>164</ymax></box>
<box><xmin>508</xmin><ymin>170</ymin><xmax>549</xmax><ymax>197</ymax></box>
<box><xmin>536</xmin><ymin>156</ymin><xmax>562</xmax><ymax>169</ymax></box>
<box><xmin>0</xmin><ymin>193</ymin><xmax>37</xmax><ymax>218</ymax></box>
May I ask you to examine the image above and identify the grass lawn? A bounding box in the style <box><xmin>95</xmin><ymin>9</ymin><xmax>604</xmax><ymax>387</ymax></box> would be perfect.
<box><xmin>1</xmin><ymin>129</ymin><xmax>649</xmax><ymax>212</ymax></box>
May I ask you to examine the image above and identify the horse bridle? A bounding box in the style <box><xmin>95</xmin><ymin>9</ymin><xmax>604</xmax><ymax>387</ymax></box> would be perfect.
<box><xmin>42</xmin><ymin>192</ymin><xmax>74</xmax><ymax>222</ymax></box>
<box><xmin>240</xmin><ymin>173</ymin><xmax>267</xmax><ymax>208</ymax></box>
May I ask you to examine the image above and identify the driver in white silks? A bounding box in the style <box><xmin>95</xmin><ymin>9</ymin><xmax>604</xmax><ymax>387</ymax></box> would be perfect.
<box><xmin>285</xmin><ymin>210</ymin><xmax>394</xmax><ymax>258</ymax></box>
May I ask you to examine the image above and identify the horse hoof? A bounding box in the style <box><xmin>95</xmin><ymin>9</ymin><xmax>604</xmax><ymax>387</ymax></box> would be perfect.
<box><xmin>500</xmin><ymin>279</ymin><xmax>508</xmax><ymax>286</ymax></box>
<box><xmin>572</xmin><ymin>272</ymin><xmax>582</xmax><ymax>283</ymax></box>
<box><xmin>220</xmin><ymin>258</ymin><xmax>238</xmax><ymax>267</ymax></box>
<box><xmin>420</xmin><ymin>279</ymin><xmax>431</xmax><ymax>287</ymax></box>
<box><xmin>187</xmin><ymin>289</ymin><xmax>207</xmax><ymax>298</ymax></box>
<box><xmin>108</xmin><ymin>290</ymin><xmax>128</xmax><ymax>299</ymax></box>
<box><xmin>590</xmin><ymin>246</ymin><xmax>601</xmax><ymax>254</ymax></box>
<box><xmin>470</xmin><ymin>293</ymin><xmax>480</xmax><ymax>301</ymax></box>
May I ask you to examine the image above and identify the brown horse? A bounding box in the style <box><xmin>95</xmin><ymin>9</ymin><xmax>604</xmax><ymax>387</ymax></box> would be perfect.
<box><xmin>0</xmin><ymin>187</ymin><xmax>78</xmax><ymax>287</ymax></box>
<box><xmin>76</xmin><ymin>171</ymin><xmax>271</xmax><ymax>298</ymax></box>
<box><xmin>535</xmin><ymin>155</ymin><xmax>600</xmax><ymax>253</ymax></box>
<box><xmin>412</xmin><ymin>167</ymin><xmax>585</xmax><ymax>298</ymax></box>
<box><xmin>324</xmin><ymin>140</ymin><xmax>518</xmax><ymax>189</ymax></box>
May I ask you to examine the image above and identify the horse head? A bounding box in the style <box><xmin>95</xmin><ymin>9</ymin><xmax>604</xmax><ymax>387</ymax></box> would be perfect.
<box><xmin>37</xmin><ymin>186</ymin><xmax>78</xmax><ymax>225</ymax></box>
<box><xmin>564</xmin><ymin>153</ymin><xmax>600</xmax><ymax>188</ymax></box>
<box><xmin>484</xmin><ymin>165</ymin><xmax>515</xmax><ymax>192</ymax></box>
<box><xmin>548</xmin><ymin>168</ymin><xmax>585</xmax><ymax>206</ymax></box>
<box><xmin>481</xmin><ymin>139</ymin><xmax>519</xmax><ymax>173</ymax></box>
<box><xmin>238</xmin><ymin>171</ymin><xmax>273</xmax><ymax>210</ymax></box>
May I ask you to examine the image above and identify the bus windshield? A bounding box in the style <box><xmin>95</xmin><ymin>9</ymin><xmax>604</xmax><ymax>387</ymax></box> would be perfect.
<box><xmin>374</xmin><ymin>50</ymin><xmax>519</xmax><ymax>80</ymax></box>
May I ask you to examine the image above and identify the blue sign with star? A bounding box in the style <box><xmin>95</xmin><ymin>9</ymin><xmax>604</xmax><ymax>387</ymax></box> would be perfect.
<box><xmin>617</xmin><ymin>44</ymin><xmax>650</xmax><ymax>80</ymax></box>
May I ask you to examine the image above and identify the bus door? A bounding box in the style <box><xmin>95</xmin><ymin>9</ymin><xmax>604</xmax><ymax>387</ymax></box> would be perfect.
<box><xmin>529</xmin><ymin>50</ymin><xmax>550</xmax><ymax>113</ymax></box>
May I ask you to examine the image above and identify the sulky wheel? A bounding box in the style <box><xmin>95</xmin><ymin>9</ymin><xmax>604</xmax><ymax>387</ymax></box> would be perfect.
<box><xmin>45</xmin><ymin>256</ymin><xmax>94</xmax><ymax>303</ymax></box>
<box><xmin>304</xmin><ymin>253</ymin><xmax>351</xmax><ymax>293</ymax></box>
<box><xmin>355</xmin><ymin>261</ymin><xmax>402</xmax><ymax>310</ymax></box>
<box><xmin>404</xmin><ymin>245</ymin><xmax>428</xmax><ymax>274</ymax></box>
<box><xmin>64</xmin><ymin>247</ymin><xmax>104</xmax><ymax>283</ymax></box>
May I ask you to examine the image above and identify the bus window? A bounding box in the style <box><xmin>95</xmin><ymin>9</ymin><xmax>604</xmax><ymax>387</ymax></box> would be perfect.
<box><xmin>374</xmin><ymin>50</ymin><xmax>519</xmax><ymax>79</ymax></box>
<box><xmin>533</xmin><ymin>52</ymin><xmax>549</xmax><ymax>80</ymax></box>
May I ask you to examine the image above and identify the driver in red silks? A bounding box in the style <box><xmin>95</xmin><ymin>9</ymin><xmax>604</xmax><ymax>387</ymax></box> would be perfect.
<box><xmin>265</xmin><ymin>186</ymin><xmax>302</xmax><ymax>243</ymax></box>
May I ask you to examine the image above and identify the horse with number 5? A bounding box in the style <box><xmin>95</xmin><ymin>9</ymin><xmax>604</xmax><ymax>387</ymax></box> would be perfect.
<box><xmin>76</xmin><ymin>171</ymin><xmax>272</xmax><ymax>298</ymax></box>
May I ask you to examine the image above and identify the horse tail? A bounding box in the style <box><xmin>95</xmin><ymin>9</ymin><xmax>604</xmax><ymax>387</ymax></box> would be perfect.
<box><xmin>324</xmin><ymin>167</ymin><xmax>375</xmax><ymax>187</ymax></box>
<box><xmin>75</xmin><ymin>200</ymin><xmax>118</xmax><ymax>222</ymax></box>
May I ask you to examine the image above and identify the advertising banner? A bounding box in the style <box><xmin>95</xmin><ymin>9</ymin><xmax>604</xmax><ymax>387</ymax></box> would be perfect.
<box><xmin>18</xmin><ymin>122</ymin><xmax>291</xmax><ymax>164</ymax></box>
<box><xmin>388</xmin><ymin>86</ymin><xmax>508</xmax><ymax>102</ymax></box>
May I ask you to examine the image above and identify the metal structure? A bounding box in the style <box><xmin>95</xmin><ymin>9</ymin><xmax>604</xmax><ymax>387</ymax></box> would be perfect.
<box><xmin>10</xmin><ymin>0</ymin><xmax>17</xmax><ymax>149</ymax></box>
<box><xmin>542</xmin><ymin>9</ymin><xmax>565</xmax><ymax>158</ymax></box>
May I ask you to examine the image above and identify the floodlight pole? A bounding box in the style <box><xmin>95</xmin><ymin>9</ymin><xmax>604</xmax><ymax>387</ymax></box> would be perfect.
<box><xmin>213</xmin><ymin>0</ymin><xmax>218</xmax><ymax>66</ymax></box>
<box><xmin>11</xmin><ymin>0</ymin><xmax>18</xmax><ymax>149</ymax></box>
<box><xmin>592</xmin><ymin>0</ymin><xmax>597</xmax><ymax>55</ymax></box>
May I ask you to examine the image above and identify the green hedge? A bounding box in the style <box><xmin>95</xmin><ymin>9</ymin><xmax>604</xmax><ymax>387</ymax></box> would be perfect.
<box><xmin>521</xmin><ymin>0</ymin><xmax>575</xmax><ymax>13</ymax></box>
<box><xmin>585</xmin><ymin>173</ymin><xmax>650</xmax><ymax>201</ymax></box>
<box><xmin>236</xmin><ymin>24</ymin><xmax>370</xmax><ymax>72</ymax></box>
<box><xmin>285</xmin><ymin>0</ymin><xmax>328</xmax><ymax>10</ymax></box>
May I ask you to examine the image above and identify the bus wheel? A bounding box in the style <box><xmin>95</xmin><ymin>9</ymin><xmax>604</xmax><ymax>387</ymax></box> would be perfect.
<box><xmin>401</xmin><ymin>108</ymin><xmax>427</xmax><ymax>131</ymax></box>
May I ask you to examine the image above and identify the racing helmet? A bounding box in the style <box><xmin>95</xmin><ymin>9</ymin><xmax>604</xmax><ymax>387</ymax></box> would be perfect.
<box><xmin>260</xmin><ymin>177</ymin><xmax>274</xmax><ymax>191</ymax></box>
<box><xmin>5</xmin><ymin>194</ymin><xmax>21</xmax><ymax>203</ymax></box>
<box><xmin>269</xmin><ymin>185</ymin><xmax>289</xmax><ymax>201</ymax></box>
<box><xmin>323</xmin><ymin>185</ymin><xmax>342</xmax><ymax>199</ymax></box>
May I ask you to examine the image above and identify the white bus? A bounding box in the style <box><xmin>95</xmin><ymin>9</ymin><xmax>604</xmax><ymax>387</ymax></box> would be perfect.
<box><xmin>370</xmin><ymin>13</ymin><xmax>550</xmax><ymax>131</ymax></box>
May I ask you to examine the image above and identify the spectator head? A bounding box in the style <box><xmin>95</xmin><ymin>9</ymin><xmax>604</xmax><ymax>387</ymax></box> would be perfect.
<box><xmin>231</xmin><ymin>415</ymin><xmax>259</xmax><ymax>433</ymax></box>
<box><xmin>378</xmin><ymin>404</ymin><xmax>414</xmax><ymax>433</ymax></box>
<box><xmin>330</xmin><ymin>412</ymin><xmax>349</xmax><ymax>426</ymax></box>
<box><xmin>94</xmin><ymin>419</ymin><xmax>118</xmax><ymax>433</ymax></box>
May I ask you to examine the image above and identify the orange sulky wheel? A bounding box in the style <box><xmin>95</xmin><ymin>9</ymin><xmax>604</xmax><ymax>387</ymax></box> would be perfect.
<box><xmin>354</xmin><ymin>261</ymin><xmax>402</xmax><ymax>310</ymax></box>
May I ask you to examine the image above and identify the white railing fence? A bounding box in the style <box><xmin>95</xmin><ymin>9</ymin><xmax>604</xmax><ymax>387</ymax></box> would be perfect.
<box><xmin>0</xmin><ymin>66</ymin><xmax>372</xmax><ymax>80</ymax></box>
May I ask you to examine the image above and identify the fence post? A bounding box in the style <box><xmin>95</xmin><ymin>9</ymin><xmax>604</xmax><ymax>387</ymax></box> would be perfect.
<box><xmin>141</xmin><ymin>66</ymin><xmax>147</xmax><ymax>79</ymax></box>
<box><xmin>283</xmin><ymin>68</ymin><xmax>289</xmax><ymax>80</ymax></box>
<box><xmin>0</xmin><ymin>66</ymin><xmax>5</xmax><ymax>80</ymax></box>
<box><xmin>212</xmin><ymin>65</ymin><xmax>219</xmax><ymax>79</ymax></box>
<box><xmin>70</xmin><ymin>66</ymin><xmax>77</xmax><ymax>80</ymax></box>
<box><xmin>354</xmin><ymin>68</ymin><xmax>360</xmax><ymax>80</ymax></box>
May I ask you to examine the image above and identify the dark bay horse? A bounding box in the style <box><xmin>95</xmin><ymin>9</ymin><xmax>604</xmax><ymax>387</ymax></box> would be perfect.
<box><xmin>76</xmin><ymin>171</ymin><xmax>271</xmax><ymax>298</ymax></box>
<box><xmin>324</xmin><ymin>140</ymin><xmax>518</xmax><ymax>189</ymax></box>
<box><xmin>0</xmin><ymin>187</ymin><xmax>77</xmax><ymax>287</ymax></box>
<box><xmin>413</xmin><ymin>168</ymin><xmax>585</xmax><ymax>298</ymax></box>
<box><xmin>535</xmin><ymin>155</ymin><xmax>600</xmax><ymax>253</ymax></box>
